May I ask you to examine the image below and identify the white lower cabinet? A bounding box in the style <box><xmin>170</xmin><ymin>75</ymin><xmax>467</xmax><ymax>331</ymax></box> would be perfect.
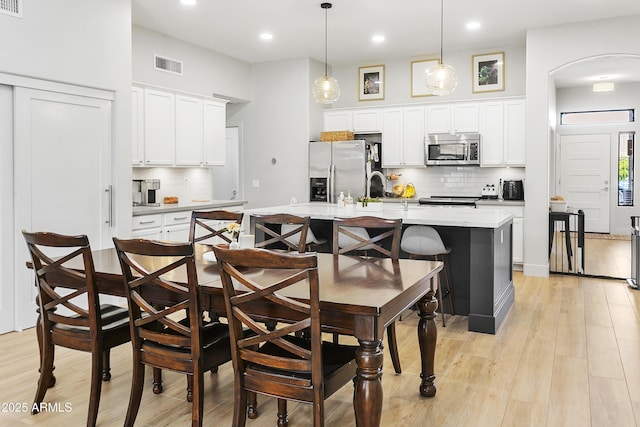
<box><xmin>476</xmin><ymin>204</ymin><xmax>524</xmax><ymax>264</ymax></box>
<box><xmin>132</xmin><ymin>213</ymin><xmax>162</xmax><ymax>239</ymax></box>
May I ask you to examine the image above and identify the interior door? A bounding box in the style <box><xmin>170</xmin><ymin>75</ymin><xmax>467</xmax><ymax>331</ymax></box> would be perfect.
<box><xmin>558</xmin><ymin>134</ymin><xmax>610</xmax><ymax>233</ymax></box>
<box><xmin>0</xmin><ymin>85</ymin><xmax>14</xmax><ymax>334</ymax></box>
<box><xmin>13</xmin><ymin>87</ymin><xmax>113</xmax><ymax>330</ymax></box>
<box><xmin>212</xmin><ymin>127</ymin><xmax>240</xmax><ymax>200</ymax></box>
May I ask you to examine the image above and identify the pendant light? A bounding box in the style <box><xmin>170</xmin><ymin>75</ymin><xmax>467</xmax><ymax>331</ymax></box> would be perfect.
<box><xmin>312</xmin><ymin>2</ymin><xmax>340</xmax><ymax>104</ymax></box>
<box><xmin>425</xmin><ymin>0</ymin><xmax>457</xmax><ymax>95</ymax></box>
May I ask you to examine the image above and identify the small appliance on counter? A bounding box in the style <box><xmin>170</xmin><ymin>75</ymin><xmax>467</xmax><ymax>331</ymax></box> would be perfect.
<box><xmin>132</xmin><ymin>179</ymin><xmax>161</xmax><ymax>206</ymax></box>
<box><xmin>502</xmin><ymin>180</ymin><xmax>524</xmax><ymax>201</ymax></box>
<box><xmin>481</xmin><ymin>184</ymin><xmax>499</xmax><ymax>199</ymax></box>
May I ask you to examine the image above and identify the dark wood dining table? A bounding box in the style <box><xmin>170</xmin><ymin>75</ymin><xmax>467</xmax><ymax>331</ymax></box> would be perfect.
<box><xmin>36</xmin><ymin>245</ymin><xmax>442</xmax><ymax>427</ymax></box>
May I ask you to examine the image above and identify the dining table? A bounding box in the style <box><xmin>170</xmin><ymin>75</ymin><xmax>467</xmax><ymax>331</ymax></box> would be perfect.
<box><xmin>32</xmin><ymin>244</ymin><xmax>442</xmax><ymax>427</ymax></box>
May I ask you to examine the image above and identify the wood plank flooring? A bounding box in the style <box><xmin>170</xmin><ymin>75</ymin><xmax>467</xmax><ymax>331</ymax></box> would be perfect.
<box><xmin>1</xmin><ymin>272</ymin><xmax>640</xmax><ymax>426</ymax></box>
<box><xmin>550</xmin><ymin>233</ymin><xmax>631</xmax><ymax>279</ymax></box>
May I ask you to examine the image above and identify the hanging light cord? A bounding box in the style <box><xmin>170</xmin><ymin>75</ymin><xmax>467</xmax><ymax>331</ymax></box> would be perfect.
<box><xmin>439</xmin><ymin>0</ymin><xmax>444</xmax><ymax>63</ymax></box>
<box><xmin>322</xmin><ymin>3</ymin><xmax>331</xmax><ymax>77</ymax></box>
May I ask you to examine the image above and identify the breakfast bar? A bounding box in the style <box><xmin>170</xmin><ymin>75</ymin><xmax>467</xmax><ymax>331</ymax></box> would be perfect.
<box><xmin>243</xmin><ymin>202</ymin><xmax>515</xmax><ymax>334</ymax></box>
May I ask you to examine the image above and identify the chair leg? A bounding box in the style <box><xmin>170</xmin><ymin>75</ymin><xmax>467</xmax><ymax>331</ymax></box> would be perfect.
<box><xmin>101</xmin><ymin>348</ymin><xmax>112</xmax><ymax>381</ymax></box>
<box><xmin>187</xmin><ymin>375</ymin><xmax>193</xmax><ymax>402</ymax></box>
<box><xmin>277</xmin><ymin>398</ymin><xmax>288</xmax><ymax>427</ymax></box>
<box><xmin>87</xmin><ymin>348</ymin><xmax>104</xmax><ymax>427</ymax></box>
<box><xmin>386</xmin><ymin>323</ymin><xmax>402</xmax><ymax>374</ymax></box>
<box><xmin>32</xmin><ymin>339</ymin><xmax>54</xmax><ymax>414</ymax></box>
<box><xmin>233</xmin><ymin>386</ymin><xmax>248</xmax><ymax>427</ymax></box>
<box><xmin>152</xmin><ymin>367</ymin><xmax>163</xmax><ymax>394</ymax></box>
<box><xmin>191</xmin><ymin>369</ymin><xmax>204</xmax><ymax>427</ymax></box>
<box><xmin>332</xmin><ymin>332</ymin><xmax>339</xmax><ymax>344</ymax></box>
<box><xmin>442</xmin><ymin>255</ymin><xmax>455</xmax><ymax>316</ymax></box>
<box><xmin>124</xmin><ymin>360</ymin><xmax>145</xmax><ymax>427</ymax></box>
<box><xmin>247</xmin><ymin>392</ymin><xmax>258</xmax><ymax>419</ymax></box>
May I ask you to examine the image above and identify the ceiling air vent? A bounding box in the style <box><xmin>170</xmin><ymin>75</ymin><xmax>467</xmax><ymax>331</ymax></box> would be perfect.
<box><xmin>0</xmin><ymin>0</ymin><xmax>23</xmax><ymax>18</ymax></box>
<box><xmin>154</xmin><ymin>54</ymin><xmax>183</xmax><ymax>76</ymax></box>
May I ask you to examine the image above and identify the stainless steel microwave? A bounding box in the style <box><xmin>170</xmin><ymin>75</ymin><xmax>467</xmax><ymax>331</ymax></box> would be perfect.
<box><xmin>425</xmin><ymin>133</ymin><xmax>480</xmax><ymax>166</ymax></box>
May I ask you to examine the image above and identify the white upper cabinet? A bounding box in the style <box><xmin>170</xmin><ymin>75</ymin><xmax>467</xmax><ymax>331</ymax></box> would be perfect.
<box><xmin>175</xmin><ymin>95</ymin><xmax>204</xmax><ymax>166</ymax></box>
<box><xmin>131</xmin><ymin>86</ymin><xmax>144</xmax><ymax>166</ymax></box>
<box><xmin>425</xmin><ymin>103</ymin><xmax>479</xmax><ymax>134</ymax></box>
<box><xmin>203</xmin><ymin>99</ymin><xmax>226</xmax><ymax>166</ymax></box>
<box><xmin>382</xmin><ymin>106</ymin><xmax>425</xmax><ymax>167</ymax></box>
<box><xmin>480</xmin><ymin>98</ymin><xmax>525</xmax><ymax>167</ymax></box>
<box><xmin>143</xmin><ymin>89</ymin><xmax>175</xmax><ymax>166</ymax></box>
<box><xmin>323</xmin><ymin>110</ymin><xmax>353</xmax><ymax>131</ymax></box>
<box><xmin>133</xmin><ymin>86</ymin><xmax>226</xmax><ymax>167</ymax></box>
<box><xmin>352</xmin><ymin>109</ymin><xmax>382</xmax><ymax>133</ymax></box>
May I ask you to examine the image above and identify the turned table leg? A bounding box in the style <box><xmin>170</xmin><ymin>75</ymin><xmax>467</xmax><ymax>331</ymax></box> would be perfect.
<box><xmin>353</xmin><ymin>339</ymin><xmax>384</xmax><ymax>427</ymax></box>
<box><xmin>417</xmin><ymin>282</ymin><xmax>438</xmax><ymax>397</ymax></box>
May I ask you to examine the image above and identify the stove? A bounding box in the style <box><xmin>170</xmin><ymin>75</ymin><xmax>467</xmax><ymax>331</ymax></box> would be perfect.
<box><xmin>418</xmin><ymin>196</ymin><xmax>479</xmax><ymax>207</ymax></box>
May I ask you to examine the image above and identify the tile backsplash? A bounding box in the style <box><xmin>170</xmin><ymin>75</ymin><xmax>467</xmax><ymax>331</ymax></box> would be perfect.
<box><xmin>132</xmin><ymin>167</ymin><xmax>213</xmax><ymax>202</ymax></box>
<box><xmin>385</xmin><ymin>166</ymin><xmax>525</xmax><ymax>199</ymax></box>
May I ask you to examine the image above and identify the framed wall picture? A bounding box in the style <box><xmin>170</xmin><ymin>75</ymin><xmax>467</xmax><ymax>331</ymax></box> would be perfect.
<box><xmin>358</xmin><ymin>65</ymin><xmax>384</xmax><ymax>101</ymax></box>
<box><xmin>472</xmin><ymin>52</ymin><xmax>505</xmax><ymax>93</ymax></box>
<box><xmin>411</xmin><ymin>59</ymin><xmax>439</xmax><ymax>97</ymax></box>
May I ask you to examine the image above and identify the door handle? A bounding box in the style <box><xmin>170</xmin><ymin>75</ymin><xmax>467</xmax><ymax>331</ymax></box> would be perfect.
<box><xmin>603</xmin><ymin>187</ymin><xmax>609</xmax><ymax>191</ymax></box>
<box><xmin>105</xmin><ymin>185</ymin><xmax>114</xmax><ymax>227</ymax></box>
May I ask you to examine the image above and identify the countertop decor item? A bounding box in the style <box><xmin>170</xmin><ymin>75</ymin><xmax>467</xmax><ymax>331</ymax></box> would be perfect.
<box><xmin>425</xmin><ymin>0</ymin><xmax>456</xmax><ymax>95</ymax></box>
<box><xmin>312</xmin><ymin>3</ymin><xmax>340</xmax><ymax>104</ymax></box>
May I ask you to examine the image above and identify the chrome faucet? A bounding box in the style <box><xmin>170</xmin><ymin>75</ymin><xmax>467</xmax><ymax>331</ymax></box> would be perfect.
<box><xmin>366</xmin><ymin>170</ymin><xmax>386</xmax><ymax>199</ymax></box>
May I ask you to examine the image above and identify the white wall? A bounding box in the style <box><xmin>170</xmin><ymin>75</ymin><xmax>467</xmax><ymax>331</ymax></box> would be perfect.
<box><xmin>331</xmin><ymin>45</ymin><xmax>526</xmax><ymax>108</ymax></box>
<box><xmin>132</xmin><ymin>25</ymin><xmax>252</xmax><ymax>102</ymax></box>
<box><xmin>525</xmin><ymin>15</ymin><xmax>640</xmax><ymax>277</ymax></box>
<box><xmin>228</xmin><ymin>58</ymin><xmax>315</xmax><ymax>208</ymax></box>
<box><xmin>556</xmin><ymin>82</ymin><xmax>640</xmax><ymax>235</ymax></box>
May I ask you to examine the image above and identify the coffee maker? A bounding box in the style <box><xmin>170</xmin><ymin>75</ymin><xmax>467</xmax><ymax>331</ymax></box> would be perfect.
<box><xmin>132</xmin><ymin>179</ymin><xmax>161</xmax><ymax>206</ymax></box>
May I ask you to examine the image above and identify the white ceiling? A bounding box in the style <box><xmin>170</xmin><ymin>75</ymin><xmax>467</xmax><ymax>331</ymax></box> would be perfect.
<box><xmin>132</xmin><ymin>0</ymin><xmax>640</xmax><ymax>88</ymax></box>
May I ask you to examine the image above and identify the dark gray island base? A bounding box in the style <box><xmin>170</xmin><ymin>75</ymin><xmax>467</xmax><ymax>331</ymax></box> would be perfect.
<box><xmin>244</xmin><ymin>203</ymin><xmax>515</xmax><ymax>334</ymax></box>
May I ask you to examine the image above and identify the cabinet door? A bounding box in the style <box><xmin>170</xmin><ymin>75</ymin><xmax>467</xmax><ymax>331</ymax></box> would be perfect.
<box><xmin>203</xmin><ymin>100</ymin><xmax>226</xmax><ymax>166</ymax></box>
<box><xmin>479</xmin><ymin>101</ymin><xmax>505</xmax><ymax>166</ymax></box>
<box><xmin>353</xmin><ymin>109</ymin><xmax>382</xmax><ymax>132</ymax></box>
<box><xmin>175</xmin><ymin>95</ymin><xmax>204</xmax><ymax>166</ymax></box>
<box><xmin>132</xmin><ymin>228</ymin><xmax>162</xmax><ymax>240</ymax></box>
<box><xmin>163</xmin><ymin>224</ymin><xmax>191</xmax><ymax>243</ymax></box>
<box><xmin>132</xmin><ymin>87</ymin><xmax>144</xmax><ymax>166</ymax></box>
<box><xmin>425</xmin><ymin>104</ymin><xmax>451</xmax><ymax>134</ymax></box>
<box><xmin>504</xmin><ymin>100</ymin><xmax>526</xmax><ymax>166</ymax></box>
<box><xmin>512</xmin><ymin>216</ymin><xmax>524</xmax><ymax>263</ymax></box>
<box><xmin>402</xmin><ymin>106</ymin><xmax>426</xmax><ymax>166</ymax></box>
<box><xmin>452</xmin><ymin>103</ymin><xmax>479</xmax><ymax>133</ymax></box>
<box><xmin>144</xmin><ymin>89</ymin><xmax>175</xmax><ymax>165</ymax></box>
<box><xmin>381</xmin><ymin>108</ymin><xmax>403</xmax><ymax>167</ymax></box>
<box><xmin>323</xmin><ymin>111</ymin><xmax>352</xmax><ymax>131</ymax></box>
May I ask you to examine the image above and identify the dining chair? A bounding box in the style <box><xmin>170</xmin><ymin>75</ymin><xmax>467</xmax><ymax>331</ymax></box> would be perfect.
<box><xmin>401</xmin><ymin>225</ymin><xmax>455</xmax><ymax>327</ymax></box>
<box><xmin>189</xmin><ymin>209</ymin><xmax>244</xmax><ymax>245</ymax></box>
<box><xmin>113</xmin><ymin>237</ymin><xmax>233</xmax><ymax>427</ymax></box>
<box><xmin>22</xmin><ymin>231</ymin><xmax>131</xmax><ymax>427</ymax></box>
<box><xmin>332</xmin><ymin>216</ymin><xmax>403</xmax><ymax>374</ymax></box>
<box><xmin>252</xmin><ymin>213</ymin><xmax>310</xmax><ymax>253</ymax></box>
<box><xmin>213</xmin><ymin>246</ymin><xmax>358</xmax><ymax>427</ymax></box>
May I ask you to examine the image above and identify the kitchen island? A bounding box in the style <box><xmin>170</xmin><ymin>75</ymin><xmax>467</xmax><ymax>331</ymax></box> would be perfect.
<box><xmin>243</xmin><ymin>202</ymin><xmax>515</xmax><ymax>334</ymax></box>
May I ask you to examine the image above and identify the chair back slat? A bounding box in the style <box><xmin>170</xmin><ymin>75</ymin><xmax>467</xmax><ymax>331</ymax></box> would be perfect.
<box><xmin>332</xmin><ymin>216</ymin><xmax>402</xmax><ymax>258</ymax></box>
<box><xmin>252</xmin><ymin>214</ymin><xmax>310</xmax><ymax>253</ymax></box>
<box><xmin>214</xmin><ymin>246</ymin><xmax>320</xmax><ymax>374</ymax></box>
<box><xmin>22</xmin><ymin>231</ymin><xmax>98</xmax><ymax>331</ymax></box>
<box><xmin>189</xmin><ymin>210</ymin><xmax>244</xmax><ymax>245</ymax></box>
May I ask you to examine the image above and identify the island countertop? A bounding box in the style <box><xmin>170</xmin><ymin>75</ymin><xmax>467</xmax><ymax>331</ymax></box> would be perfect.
<box><xmin>243</xmin><ymin>202</ymin><xmax>513</xmax><ymax>229</ymax></box>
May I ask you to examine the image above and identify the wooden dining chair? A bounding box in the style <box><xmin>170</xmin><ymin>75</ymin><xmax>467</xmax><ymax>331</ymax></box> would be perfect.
<box><xmin>189</xmin><ymin>209</ymin><xmax>244</xmax><ymax>245</ymax></box>
<box><xmin>332</xmin><ymin>216</ymin><xmax>404</xmax><ymax>374</ymax></box>
<box><xmin>252</xmin><ymin>213</ymin><xmax>310</xmax><ymax>253</ymax></box>
<box><xmin>22</xmin><ymin>231</ymin><xmax>131</xmax><ymax>427</ymax></box>
<box><xmin>113</xmin><ymin>237</ymin><xmax>233</xmax><ymax>427</ymax></box>
<box><xmin>213</xmin><ymin>246</ymin><xmax>358</xmax><ymax>427</ymax></box>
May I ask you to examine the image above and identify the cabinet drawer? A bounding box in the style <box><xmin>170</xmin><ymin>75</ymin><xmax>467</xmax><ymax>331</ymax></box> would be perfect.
<box><xmin>132</xmin><ymin>214</ymin><xmax>162</xmax><ymax>230</ymax></box>
<box><xmin>163</xmin><ymin>211</ymin><xmax>192</xmax><ymax>226</ymax></box>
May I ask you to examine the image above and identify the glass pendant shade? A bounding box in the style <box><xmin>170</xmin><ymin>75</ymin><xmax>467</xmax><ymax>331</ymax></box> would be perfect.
<box><xmin>425</xmin><ymin>63</ymin><xmax>457</xmax><ymax>95</ymax></box>
<box><xmin>312</xmin><ymin>75</ymin><xmax>340</xmax><ymax>104</ymax></box>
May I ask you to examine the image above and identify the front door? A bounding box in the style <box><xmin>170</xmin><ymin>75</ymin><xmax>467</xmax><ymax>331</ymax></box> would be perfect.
<box><xmin>558</xmin><ymin>134</ymin><xmax>610</xmax><ymax>233</ymax></box>
<box><xmin>13</xmin><ymin>87</ymin><xmax>113</xmax><ymax>330</ymax></box>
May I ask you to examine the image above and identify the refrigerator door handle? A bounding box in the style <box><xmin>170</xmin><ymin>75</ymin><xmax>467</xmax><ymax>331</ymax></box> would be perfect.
<box><xmin>328</xmin><ymin>164</ymin><xmax>334</xmax><ymax>203</ymax></box>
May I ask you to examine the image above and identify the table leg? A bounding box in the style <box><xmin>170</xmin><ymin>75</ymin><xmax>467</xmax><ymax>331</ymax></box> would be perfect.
<box><xmin>353</xmin><ymin>339</ymin><xmax>384</xmax><ymax>427</ymax></box>
<box><xmin>417</xmin><ymin>283</ymin><xmax>438</xmax><ymax>397</ymax></box>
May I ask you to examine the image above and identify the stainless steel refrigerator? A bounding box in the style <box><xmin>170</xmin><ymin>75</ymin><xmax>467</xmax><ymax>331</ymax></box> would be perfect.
<box><xmin>309</xmin><ymin>140</ymin><xmax>366</xmax><ymax>203</ymax></box>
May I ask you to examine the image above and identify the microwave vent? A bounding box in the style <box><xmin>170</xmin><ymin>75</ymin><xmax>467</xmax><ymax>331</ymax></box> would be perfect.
<box><xmin>0</xmin><ymin>0</ymin><xmax>23</xmax><ymax>18</ymax></box>
<box><xmin>154</xmin><ymin>55</ymin><xmax>183</xmax><ymax>75</ymax></box>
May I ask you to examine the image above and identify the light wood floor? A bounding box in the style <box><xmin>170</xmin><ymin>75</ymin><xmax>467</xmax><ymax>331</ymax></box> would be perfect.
<box><xmin>2</xmin><ymin>272</ymin><xmax>640</xmax><ymax>426</ymax></box>
<box><xmin>550</xmin><ymin>233</ymin><xmax>631</xmax><ymax>279</ymax></box>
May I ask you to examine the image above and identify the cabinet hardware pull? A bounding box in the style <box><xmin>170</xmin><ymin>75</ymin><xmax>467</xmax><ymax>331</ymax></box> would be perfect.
<box><xmin>139</xmin><ymin>220</ymin><xmax>156</xmax><ymax>224</ymax></box>
<box><xmin>174</xmin><ymin>216</ymin><xmax>188</xmax><ymax>220</ymax></box>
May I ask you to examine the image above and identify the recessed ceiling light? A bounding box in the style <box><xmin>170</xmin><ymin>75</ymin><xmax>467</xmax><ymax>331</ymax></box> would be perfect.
<box><xmin>181</xmin><ymin>0</ymin><xmax>196</xmax><ymax>5</ymax></box>
<box><xmin>372</xmin><ymin>35</ymin><xmax>385</xmax><ymax>43</ymax></box>
<box><xmin>466</xmin><ymin>21</ymin><xmax>481</xmax><ymax>30</ymax></box>
<box><xmin>260</xmin><ymin>33</ymin><xmax>273</xmax><ymax>41</ymax></box>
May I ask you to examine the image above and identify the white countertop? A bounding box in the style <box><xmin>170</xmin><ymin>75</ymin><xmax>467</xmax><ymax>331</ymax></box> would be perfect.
<box><xmin>132</xmin><ymin>200</ymin><xmax>247</xmax><ymax>216</ymax></box>
<box><xmin>243</xmin><ymin>202</ymin><xmax>513</xmax><ymax>229</ymax></box>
